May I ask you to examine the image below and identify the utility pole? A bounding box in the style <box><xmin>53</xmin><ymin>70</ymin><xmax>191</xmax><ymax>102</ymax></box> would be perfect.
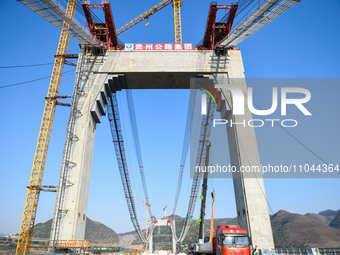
<box><xmin>198</xmin><ymin>142</ymin><xmax>211</xmax><ymax>241</ymax></box>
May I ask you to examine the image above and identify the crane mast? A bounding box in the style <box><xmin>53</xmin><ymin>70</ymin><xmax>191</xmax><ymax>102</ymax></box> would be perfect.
<box><xmin>173</xmin><ymin>0</ymin><xmax>182</xmax><ymax>43</ymax></box>
<box><xmin>15</xmin><ymin>0</ymin><xmax>77</xmax><ymax>254</ymax></box>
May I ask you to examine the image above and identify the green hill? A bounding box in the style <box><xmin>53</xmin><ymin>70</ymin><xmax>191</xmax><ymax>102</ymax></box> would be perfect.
<box><xmin>33</xmin><ymin>217</ymin><xmax>120</xmax><ymax>244</ymax></box>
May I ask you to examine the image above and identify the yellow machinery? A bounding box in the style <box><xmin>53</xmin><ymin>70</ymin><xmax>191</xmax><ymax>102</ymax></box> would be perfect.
<box><xmin>15</xmin><ymin>0</ymin><xmax>77</xmax><ymax>254</ymax></box>
<box><xmin>117</xmin><ymin>0</ymin><xmax>182</xmax><ymax>43</ymax></box>
<box><xmin>134</xmin><ymin>194</ymin><xmax>151</xmax><ymax>251</ymax></box>
<box><xmin>173</xmin><ymin>0</ymin><xmax>182</xmax><ymax>43</ymax></box>
<box><xmin>16</xmin><ymin>0</ymin><xmax>182</xmax><ymax>253</ymax></box>
<box><xmin>163</xmin><ymin>205</ymin><xmax>168</xmax><ymax>219</ymax></box>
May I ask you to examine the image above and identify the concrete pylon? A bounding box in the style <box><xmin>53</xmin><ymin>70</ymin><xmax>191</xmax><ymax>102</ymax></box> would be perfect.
<box><xmin>49</xmin><ymin>49</ymin><xmax>274</xmax><ymax>250</ymax></box>
<box><xmin>49</xmin><ymin>50</ymin><xmax>111</xmax><ymax>244</ymax></box>
<box><xmin>217</xmin><ymin>71</ymin><xmax>275</xmax><ymax>248</ymax></box>
<box><xmin>149</xmin><ymin>232</ymin><xmax>153</xmax><ymax>254</ymax></box>
<box><xmin>148</xmin><ymin>219</ymin><xmax>174</xmax><ymax>254</ymax></box>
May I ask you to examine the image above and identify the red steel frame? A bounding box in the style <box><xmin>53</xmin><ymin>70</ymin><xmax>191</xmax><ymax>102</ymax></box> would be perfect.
<box><xmin>196</xmin><ymin>2</ymin><xmax>238</xmax><ymax>50</ymax></box>
<box><xmin>82</xmin><ymin>1</ymin><xmax>122</xmax><ymax>50</ymax></box>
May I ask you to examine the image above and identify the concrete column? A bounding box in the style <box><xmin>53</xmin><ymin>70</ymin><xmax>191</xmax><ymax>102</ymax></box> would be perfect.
<box><xmin>50</xmin><ymin>51</ymin><xmax>108</xmax><ymax>242</ymax></box>
<box><xmin>218</xmin><ymin>50</ymin><xmax>274</xmax><ymax>249</ymax></box>
<box><xmin>172</xmin><ymin>220</ymin><xmax>176</xmax><ymax>254</ymax></box>
<box><xmin>149</xmin><ymin>232</ymin><xmax>153</xmax><ymax>254</ymax></box>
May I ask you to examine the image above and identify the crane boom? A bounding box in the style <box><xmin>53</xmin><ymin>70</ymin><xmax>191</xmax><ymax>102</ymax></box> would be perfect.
<box><xmin>15</xmin><ymin>0</ymin><xmax>77</xmax><ymax>254</ymax></box>
<box><xmin>117</xmin><ymin>0</ymin><xmax>172</xmax><ymax>35</ymax></box>
<box><xmin>116</xmin><ymin>0</ymin><xmax>182</xmax><ymax>44</ymax></box>
<box><xmin>134</xmin><ymin>194</ymin><xmax>151</xmax><ymax>207</ymax></box>
<box><xmin>173</xmin><ymin>0</ymin><xmax>182</xmax><ymax>43</ymax></box>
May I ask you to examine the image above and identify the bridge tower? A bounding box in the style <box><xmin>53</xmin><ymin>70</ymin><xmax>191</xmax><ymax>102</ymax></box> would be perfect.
<box><xmin>49</xmin><ymin>48</ymin><xmax>274</xmax><ymax>251</ymax></box>
<box><xmin>149</xmin><ymin>219</ymin><xmax>177</xmax><ymax>254</ymax></box>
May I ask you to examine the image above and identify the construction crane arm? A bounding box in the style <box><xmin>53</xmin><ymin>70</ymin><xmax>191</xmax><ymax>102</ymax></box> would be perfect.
<box><xmin>134</xmin><ymin>194</ymin><xmax>151</xmax><ymax>207</ymax></box>
<box><xmin>117</xmin><ymin>0</ymin><xmax>172</xmax><ymax>35</ymax></box>
<box><xmin>15</xmin><ymin>0</ymin><xmax>77</xmax><ymax>254</ymax></box>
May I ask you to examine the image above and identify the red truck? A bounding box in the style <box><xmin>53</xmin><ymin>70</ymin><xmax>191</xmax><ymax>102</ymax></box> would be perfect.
<box><xmin>214</xmin><ymin>225</ymin><xmax>251</xmax><ymax>255</ymax></box>
<box><xmin>191</xmin><ymin>225</ymin><xmax>251</xmax><ymax>255</ymax></box>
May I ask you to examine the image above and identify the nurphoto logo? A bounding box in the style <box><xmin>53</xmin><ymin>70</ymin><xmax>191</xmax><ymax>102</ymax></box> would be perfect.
<box><xmin>199</xmin><ymin>83</ymin><xmax>312</xmax><ymax>128</ymax></box>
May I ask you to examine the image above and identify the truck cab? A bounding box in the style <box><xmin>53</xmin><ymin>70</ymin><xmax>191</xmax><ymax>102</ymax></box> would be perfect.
<box><xmin>214</xmin><ymin>225</ymin><xmax>251</xmax><ymax>255</ymax></box>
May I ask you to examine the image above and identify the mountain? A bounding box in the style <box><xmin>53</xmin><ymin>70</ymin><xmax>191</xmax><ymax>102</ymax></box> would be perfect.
<box><xmin>271</xmin><ymin>210</ymin><xmax>340</xmax><ymax>248</ymax></box>
<box><xmin>305</xmin><ymin>213</ymin><xmax>334</xmax><ymax>225</ymax></box>
<box><xmin>85</xmin><ymin>218</ymin><xmax>121</xmax><ymax>243</ymax></box>
<box><xmin>0</xmin><ymin>233</ymin><xmax>5</xmax><ymax>237</ymax></box>
<box><xmin>33</xmin><ymin>218</ymin><xmax>120</xmax><ymax>244</ymax></box>
<box><xmin>330</xmin><ymin>210</ymin><xmax>340</xmax><ymax>230</ymax></box>
<box><xmin>33</xmin><ymin>219</ymin><xmax>52</xmax><ymax>239</ymax></box>
<box><xmin>31</xmin><ymin>209</ymin><xmax>340</xmax><ymax>248</ymax></box>
<box><xmin>120</xmin><ymin>210</ymin><xmax>340</xmax><ymax>248</ymax></box>
<box><xmin>118</xmin><ymin>216</ymin><xmax>240</xmax><ymax>246</ymax></box>
<box><xmin>319</xmin><ymin>209</ymin><xmax>338</xmax><ymax>217</ymax></box>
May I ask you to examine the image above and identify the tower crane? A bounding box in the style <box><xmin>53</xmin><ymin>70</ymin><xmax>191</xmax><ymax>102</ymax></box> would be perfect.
<box><xmin>15</xmin><ymin>0</ymin><xmax>77</xmax><ymax>254</ymax></box>
<box><xmin>117</xmin><ymin>0</ymin><xmax>182</xmax><ymax>43</ymax></box>
<box><xmin>134</xmin><ymin>194</ymin><xmax>151</xmax><ymax>250</ymax></box>
<box><xmin>163</xmin><ymin>205</ymin><xmax>168</xmax><ymax>219</ymax></box>
<box><xmin>173</xmin><ymin>0</ymin><xmax>182</xmax><ymax>43</ymax></box>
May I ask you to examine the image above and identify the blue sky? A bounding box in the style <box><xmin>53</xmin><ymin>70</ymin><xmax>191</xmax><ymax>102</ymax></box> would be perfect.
<box><xmin>0</xmin><ymin>0</ymin><xmax>340</xmax><ymax>235</ymax></box>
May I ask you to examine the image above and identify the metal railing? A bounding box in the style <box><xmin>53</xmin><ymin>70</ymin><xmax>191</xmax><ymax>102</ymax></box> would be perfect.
<box><xmin>274</xmin><ymin>248</ymin><xmax>340</xmax><ymax>255</ymax></box>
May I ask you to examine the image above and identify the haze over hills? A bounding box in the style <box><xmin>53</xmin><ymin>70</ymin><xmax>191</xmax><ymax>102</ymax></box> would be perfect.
<box><xmin>27</xmin><ymin>209</ymin><xmax>340</xmax><ymax>248</ymax></box>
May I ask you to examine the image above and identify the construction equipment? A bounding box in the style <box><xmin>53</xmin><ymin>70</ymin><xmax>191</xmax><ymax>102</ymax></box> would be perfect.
<box><xmin>196</xmin><ymin>0</ymin><xmax>300</xmax><ymax>51</ymax></box>
<box><xmin>198</xmin><ymin>142</ymin><xmax>211</xmax><ymax>241</ymax></box>
<box><xmin>54</xmin><ymin>240</ymin><xmax>91</xmax><ymax>254</ymax></box>
<box><xmin>173</xmin><ymin>0</ymin><xmax>182</xmax><ymax>43</ymax></box>
<box><xmin>15</xmin><ymin>0</ymin><xmax>77</xmax><ymax>254</ymax></box>
<box><xmin>171</xmin><ymin>92</ymin><xmax>216</xmax><ymax>243</ymax></box>
<box><xmin>209</xmin><ymin>191</ymin><xmax>215</xmax><ymax>243</ymax></box>
<box><xmin>134</xmin><ymin>194</ymin><xmax>151</xmax><ymax>250</ymax></box>
<box><xmin>163</xmin><ymin>205</ymin><xmax>168</xmax><ymax>219</ymax></box>
<box><xmin>18</xmin><ymin>0</ymin><xmax>100</xmax><ymax>46</ymax></box>
<box><xmin>219</xmin><ymin>0</ymin><xmax>301</xmax><ymax>48</ymax></box>
<box><xmin>192</xmin><ymin>225</ymin><xmax>251</xmax><ymax>255</ymax></box>
<box><xmin>82</xmin><ymin>1</ymin><xmax>123</xmax><ymax>50</ymax></box>
<box><xmin>15</xmin><ymin>0</ymin><xmax>301</xmax><ymax>251</ymax></box>
<box><xmin>116</xmin><ymin>0</ymin><xmax>182</xmax><ymax>43</ymax></box>
<box><xmin>196</xmin><ymin>3</ymin><xmax>238</xmax><ymax>50</ymax></box>
<box><xmin>117</xmin><ymin>0</ymin><xmax>172</xmax><ymax>35</ymax></box>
